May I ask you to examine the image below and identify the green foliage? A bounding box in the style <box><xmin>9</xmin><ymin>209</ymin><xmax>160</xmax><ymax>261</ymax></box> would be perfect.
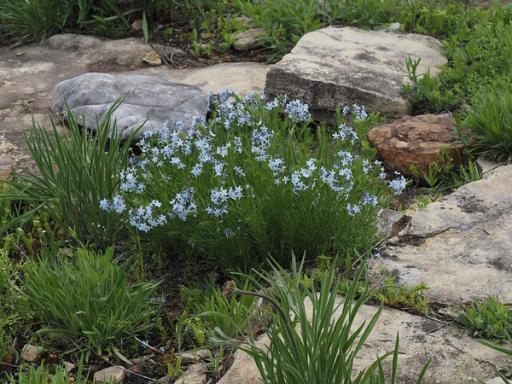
<box><xmin>194</xmin><ymin>281</ymin><xmax>259</xmax><ymax>339</ymax></box>
<box><xmin>459</xmin><ymin>297</ymin><xmax>512</xmax><ymax>341</ymax></box>
<box><xmin>403</xmin><ymin>58</ymin><xmax>458</xmax><ymax>114</ymax></box>
<box><xmin>7</xmin><ymin>363</ymin><xmax>90</xmax><ymax>384</ymax></box>
<box><xmin>422</xmin><ymin>149</ymin><xmax>481</xmax><ymax>192</ymax></box>
<box><xmin>213</xmin><ymin>257</ymin><xmax>430</xmax><ymax>383</ymax></box>
<box><xmin>6</xmin><ymin>104</ymin><xmax>135</xmax><ymax>249</ymax></box>
<box><xmin>21</xmin><ymin>247</ymin><xmax>158</xmax><ymax>354</ymax></box>
<box><xmin>463</xmin><ymin>87</ymin><xmax>512</xmax><ymax>161</ymax></box>
<box><xmin>405</xmin><ymin>4</ymin><xmax>512</xmax><ymax>113</ymax></box>
<box><xmin>107</xmin><ymin>94</ymin><xmax>399</xmax><ymax>270</ymax></box>
<box><xmin>0</xmin><ymin>0</ymin><xmax>138</xmax><ymax>40</ymax></box>
<box><xmin>236</xmin><ymin>0</ymin><xmax>322</xmax><ymax>59</ymax></box>
<box><xmin>370</xmin><ymin>274</ymin><xmax>429</xmax><ymax>315</ymax></box>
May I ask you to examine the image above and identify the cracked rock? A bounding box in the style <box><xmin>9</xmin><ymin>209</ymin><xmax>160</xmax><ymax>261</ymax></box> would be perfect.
<box><xmin>370</xmin><ymin>164</ymin><xmax>512</xmax><ymax>307</ymax></box>
<box><xmin>218</xmin><ymin>298</ymin><xmax>509</xmax><ymax>383</ymax></box>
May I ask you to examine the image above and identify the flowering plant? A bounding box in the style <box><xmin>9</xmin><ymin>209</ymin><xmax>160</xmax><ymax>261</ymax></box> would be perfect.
<box><xmin>101</xmin><ymin>92</ymin><xmax>406</xmax><ymax>269</ymax></box>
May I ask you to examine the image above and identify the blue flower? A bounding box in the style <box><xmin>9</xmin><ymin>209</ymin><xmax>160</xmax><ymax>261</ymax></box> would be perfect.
<box><xmin>346</xmin><ymin>203</ymin><xmax>361</xmax><ymax>216</ymax></box>
<box><xmin>120</xmin><ymin>168</ymin><xmax>145</xmax><ymax>193</ymax></box>
<box><xmin>170</xmin><ymin>188</ymin><xmax>197</xmax><ymax>220</ymax></box>
<box><xmin>389</xmin><ymin>174</ymin><xmax>407</xmax><ymax>195</ymax></box>
<box><xmin>268</xmin><ymin>157</ymin><xmax>286</xmax><ymax>175</ymax></box>
<box><xmin>285</xmin><ymin>99</ymin><xmax>311</xmax><ymax>122</ymax></box>
<box><xmin>362</xmin><ymin>193</ymin><xmax>379</xmax><ymax>207</ymax></box>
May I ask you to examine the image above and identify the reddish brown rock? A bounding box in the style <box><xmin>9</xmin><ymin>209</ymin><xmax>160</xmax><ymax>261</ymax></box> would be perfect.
<box><xmin>367</xmin><ymin>114</ymin><xmax>464</xmax><ymax>177</ymax></box>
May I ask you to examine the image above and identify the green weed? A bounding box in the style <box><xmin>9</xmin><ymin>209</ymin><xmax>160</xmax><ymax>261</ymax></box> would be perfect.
<box><xmin>4</xmin><ymin>104</ymin><xmax>136</xmax><ymax>249</ymax></box>
<box><xmin>459</xmin><ymin>297</ymin><xmax>512</xmax><ymax>341</ymax></box>
<box><xmin>7</xmin><ymin>363</ymin><xmax>91</xmax><ymax>384</ymax></box>
<box><xmin>194</xmin><ymin>281</ymin><xmax>259</xmax><ymax>339</ymax></box>
<box><xmin>463</xmin><ymin>87</ymin><xmax>512</xmax><ymax>161</ymax></box>
<box><xmin>21</xmin><ymin>247</ymin><xmax>158</xmax><ymax>355</ymax></box>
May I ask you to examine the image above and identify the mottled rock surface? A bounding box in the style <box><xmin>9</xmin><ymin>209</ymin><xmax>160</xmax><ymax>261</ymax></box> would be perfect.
<box><xmin>371</xmin><ymin>164</ymin><xmax>512</xmax><ymax>307</ymax></box>
<box><xmin>51</xmin><ymin>73</ymin><xmax>208</xmax><ymax>138</ymax></box>
<box><xmin>265</xmin><ymin>26</ymin><xmax>446</xmax><ymax>119</ymax></box>
<box><xmin>0</xmin><ymin>34</ymin><xmax>268</xmax><ymax>173</ymax></box>
<box><xmin>175</xmin><ymin>363</ymin><xmax>208</xmax><ymax>384</ymax></box>
<box><xmin>234</xmin><ymin>28</ymin><xmax>266</xmax><ymax>51</ymax></box>
<box><xmin>94</xmin><ymin>366</ymin><xmax>126</xmax><ymax>384</ymax></box>
<box><xmin>367</xmin><ymin>114</ymin><xmax>464</xmax><ymax>177</ymax></box>
<box><xmin>219</xmin><ymin>299</ymin><xmax>508</xmax><ymax>384</ymax></box>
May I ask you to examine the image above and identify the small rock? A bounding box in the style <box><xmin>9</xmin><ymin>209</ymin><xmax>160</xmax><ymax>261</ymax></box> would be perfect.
<box><xmin>63</xmin><ymin>361</ymin><xmax>76</xmax><ymax>373</ymax></box>
<box><xmin>21</xmin><ymin>344</ymin><xmax>44</xmax><ymax>363</ymax></box>
<box><xmin>374</xmin><ymin>22</ymin><xmax>401</xmax><ymax>32</ymax></box>
<box><xmin>193</xmin><ymin>349</ymin><xmax>210</xmax><ymax>360</ymax></box>
<box><xmin>234</xmin><ymin>28</ymin><xmax>266</xmax><ymax>51</ymax></box>
<box><xmin>178</xmin><ymin>351</ymin><xmax>200</xmax><ymax>364</ymax></box>
<box><xmin>235</xmin><ymin>15</ymin><xmax>252</xmax><ymax>26</ymax></box>
<box><xmin>156</xmin><ymin>376</ymin><xmax>173</xmax><ymax>384</ymax></box>
<box><xmin>367</xmin><ymin>113</ymin><xmax>464</xmax><ymax>178</ymax></box>
<box><xmin>178</xmin><ymin>349</ymin><xmax>210</xmax><ymax>363</ymax></box>
<box><xmin>175</xmin><ymin>363</ymin><xmax>208</xmax><ymax>384</ymax></box>
<box><xmin>131</xmin><ymin>19</ymin><xmax>143</xmax><ymax>31</ymax></box>
<box><xmin>476</xmin><ymin>156</ymin><xmax>505</xmax><ymax>176</ymax></box>
<box><xmin>94</xmin><ymin>366</ymin><xmax>126</xmax><ymax>384</ymax></box>
<box><xmin>143</xmin><ymin>51</ymin><xmax>162</xmax><ymax>66</ymax></box>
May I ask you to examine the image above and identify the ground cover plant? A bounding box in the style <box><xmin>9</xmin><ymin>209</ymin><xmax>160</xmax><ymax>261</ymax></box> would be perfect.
<box><xmin>21</xmin><ymin>247</ymin><xmax>158</xmax><ymax>355</ymax></box>
<box><xmin>459</xmin><ymin>297</ymin><xmax>512</xmax><ymax>341</ymax></box>
<box><xmin>100</xmin><ymin>93</ymin><xmax>405</xmax><ymax>270</ymax></box>
<box><xmin>462</xmin><ymin>86</ymin><xmax>512</xmax><ymax>161</ymax></box>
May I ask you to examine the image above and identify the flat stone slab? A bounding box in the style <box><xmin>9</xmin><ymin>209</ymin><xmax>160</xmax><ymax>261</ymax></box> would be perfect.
<box><xmin>0</xmin><ymin>33</ymin><xmax>268</xmax><ymax>173</ymax></box>
<box><xmin>51</xmin><ymin>73</ymin><xmax>208</xmax><ymax>138</ymax></box>
<box><xmin>265</xmin><ymin>26</ymin><xmax>446</xmax><ymax>119</ymax></box>
<box><xmin>136</xmin><ymin>62</ymin><xmax>269</xmax><ymax>96</ymax></box>
<box><xmin>371</xmin><ymin>165</ymin><xmax>512</xmax><ymax>307</ymax></box>
<box><xmin>219</xmin><ymin>299</ymin><xmax>509</xmax><ymax>384</ymax></box>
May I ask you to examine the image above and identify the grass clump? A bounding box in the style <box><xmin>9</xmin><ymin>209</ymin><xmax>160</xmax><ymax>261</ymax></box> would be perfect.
<box><xmin>5</xmin><ymin>105</ymin><xmax>136</xmax><ymax>249</ymax></box>
<box><xmin>462</xmin><ymin>87</ymin><xmax>512</xmax><ymax>161</ymax></box>
<box><xmin>459</xmin><ymin>297</ymin><xmax>512</xmax><ymax>341</ymax></box>
<box><xmin>369</xmin><ymin>274</ymin><xmax>430</xmax><ymax>315</ymax></box>
<box><xmin>7</xmin><ymin>363</ymin><xmax>90</xmax><ymax>384</ymax></box>
<box><xmin>21</xmin><ymin>247</ymin><xmax>158</xmax><ymax>355</ymax></box>
<box><xmin>101</xmin><ymin>93</ymin><xmax>404</xmax><ymax>270</ymax></box>
<box><xmin>214</xmin><ymin>258</ymin><xmax>430</xmax><ymax>383</ymax></box>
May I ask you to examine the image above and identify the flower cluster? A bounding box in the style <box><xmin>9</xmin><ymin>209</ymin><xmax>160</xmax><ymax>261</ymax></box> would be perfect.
<box><xmin>99</xmin><ymin>92</ymin><xmax>406</xmax><ymax>267</ymax></box>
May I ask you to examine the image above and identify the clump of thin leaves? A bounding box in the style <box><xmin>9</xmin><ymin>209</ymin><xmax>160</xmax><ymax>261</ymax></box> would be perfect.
<box><xmin>4</xmin><ymin>103</ymin><xmax>137</xmax><ymax>248</ymax></box>
<box><xmin>8</xmin><ymin>363</ymin><xmax>91</xmax><ymax>384</ymax></box>
<box><xmin>21</xmin><ymin>247</ymin><xmax>158</xmax><ymax>355</ymax></box>
<box><xmin>214</xmin><ymin>257</ymin><xmax>430</xmax><ymax>383</ymax></box>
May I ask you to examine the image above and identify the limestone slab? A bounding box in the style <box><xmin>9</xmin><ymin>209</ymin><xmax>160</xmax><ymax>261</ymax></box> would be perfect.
<box><xmin>371</xmin><ymin>165</ymin><xmax>512</xmax><ymax>307</ymax></box>
<box><xmin>265</xmin><ymin>26</ymin><xmax>446</xmax><ymax>119</ymax></box>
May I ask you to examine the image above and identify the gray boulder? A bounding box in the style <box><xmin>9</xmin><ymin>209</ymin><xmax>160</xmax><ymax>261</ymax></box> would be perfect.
<box><xmin>265</xmin><ymin>26</ymin><xmax>446</xmax><ymax>119</ymax></box>
<box><xmin>51</xmin><ymin>73</ymin><xmax>209</xmax><ymax>139</ymax></box>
